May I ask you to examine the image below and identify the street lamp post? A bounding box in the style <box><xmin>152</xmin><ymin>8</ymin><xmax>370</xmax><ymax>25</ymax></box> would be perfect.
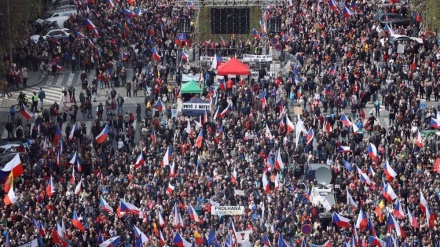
<box><xmin>7</xmin><ymin>0</ymin><xmax>12</xmax><ymax>64</ymax></box>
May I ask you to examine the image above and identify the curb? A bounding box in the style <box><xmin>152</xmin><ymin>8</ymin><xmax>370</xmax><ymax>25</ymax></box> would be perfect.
<box><xmin>0</xmin><ymin>73</ymin><xmax>46</xmax><ymax>108</ymax></box>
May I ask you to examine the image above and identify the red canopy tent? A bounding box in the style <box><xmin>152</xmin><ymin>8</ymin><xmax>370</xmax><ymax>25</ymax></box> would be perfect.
<box><xmin>217</xmin><ymin>57</ymin><xmax>250</xmax><ymax>76</ymax></box>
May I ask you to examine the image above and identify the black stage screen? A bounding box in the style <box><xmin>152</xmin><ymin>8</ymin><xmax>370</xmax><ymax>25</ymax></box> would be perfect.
<box><xmin>211</xmin><ymin>8</ymin><xmax>250</xmax><ymax>34</ymax></box>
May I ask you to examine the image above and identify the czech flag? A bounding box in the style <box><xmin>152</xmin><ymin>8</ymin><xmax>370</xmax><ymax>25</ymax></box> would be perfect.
<box><xmin>46</xmin><ymin>175</ymin><xmax>55</xmax><ymax>197</ymax></box>
<box><xmin>158</xmin><ymin>212</ymin><xmax>166</xmax><ymax>227</ymax></box>
<box><xmin>262</xmin><ymin>234</ymin><xmax>271</xmax><ymax>246</ymax></box>
<box><xmin>306</xmin><ymin>128</ymin><xmax>314</xmax><ymax>144</ymax></box>
<box><xmin>159</xmin><ymin>230</ymin><xmax>166</xmax><ymax>245</ymax></box>
<box><xmin>162</xmin><ymin>146</ymin><xmax>172</xmax><ymax>167</ymax></box>
<box><xmin>338</xmin><ymin>146</ymin><xmax>351</xmax><ymax>153</ymax></box>
<box><xmin>188</xmin><ymin>204</ymin><xmax>201</xmax><ymax>223</ymax></box>
<box><xmin>180</xmin><ymin>32</ymin><xmax>191</xmax><ymax>46</ymax></box>
<box><xmin>69</xmin><ymin>152</ymin><xmax>77</xmax><ymax>165</ymax></box>
<box><xmin>169</xmin><ymin>161</ymin><xmax>176</xmax><ymax>178</ymax></box>
<box><xmin>133</xmin><ymin>226</ymin><xmax>149</xmax><ymax>245</ymax></box>
<box><xmin>420</xmin><ymin>191</ymin><xmax>429</xmax><ymax>213</ymax></box>
<box><xmin>346</xmin><ymin>189</ymin><xmax>357</xmax><ymax>208</ymax></box>
<box><xmin>155</xmin><ymin>98</ymin><xmax>163</xmax><ymax>112</ymax></box>
<box><xmin>425</xmin><ymin>207</ymin><xmax>436</xmax><ymax>228</ymax></box>
<box><xmin>100</xmin><ymin>196</ymin><xmax>114</xmax><ymax>212</ymax></box>
<box><xmin>95</xmin><ymin>124</ymin><xmax>109</xmax><ymax>144</ymax></box>
<box><xmin>71</xmin><ymin>209</ymin><xmax>85</xmax><ymax>232</ymax></box>
<box><xmin>382</xmin><ymin>183</ymin><xmax>397</xmax><ymax>202</ymax></box>
<box><xmin>220</xmin><ymin>104</ymin><xmax>232</xmax><ymax>117</ymax></box>
<box><xmin>196</xmin><ymin>129</ymin><xmax>204</xmax><ymax>148</ymax></box>
<box><xmin>151</xmin><ymin>47</ymin><xmax>161</xmax><ymax>61</ymax></box>
<box><xmin>262</xmin><ymin>173</ymin><xmax>270</xmax><ymax>194</ymax></box>
<box><xmin>328</xmin><ymin>0</ymin><xmax>339</xmax><ymax>12</ymax></box>
<box><xmin>119</xmin><ymin>201</ymin><xmax>140</xmax><ymax>215</ymax></box>
<box><xmin>0</xmin><ymin>153</ymin><xmax>24</xmax><ymax>181</ymax></box>
<box><xmin>259</xmin><ymin>90</ymin><xmax>267</xmax><ymax>110</ymax></box>
<box><xmin>368</xmin><ymin>236</ymin><xmax>385</xmax><ymax>247</ymax></box>
<box><xmin>53</xmin><ymin>126</ymin><xmax>62</xmax><ymax>147</ymax></box>
<box><xmin>407</xmin><ymin>207</ymin><xmax>418</xmax><ymax>228</ymax></box>
<box><xmin>74</xmin><ymin>181</ymin><xmax>82</xmax><ymax>196</ymax></box>
<box><xmin>342</xmin><ymin>5</ymin><xmax>354</xmax><ymax>18</ymax></box>
<box><xmin>83</xmin><ymin>18</ymin><xmax>96</xmax><ymax>30</ymax></box>
<box><xmin>350</xmin><ymin>1</ymin><xmax>361</xmax><ymax>12</ymax></box>
<box><xmin>181</xmin><ymin>51</ymin><xmax>189</xmax><ymax>61</ymax></box>
<box><xmin>340</xmin><ymin>113</ymin><xmax>352</xmax><ymax>127</ymax></box>
<box><xmin>166</xmin><ymin>182</ymin><xmax>175</xmax><ymax>195</ymax></box>
<box><xmin>203</xmin><ymin>108</ymin><xmax>208</xmax><ymax>124</ymax></box>
<box><xmin>106</xmin><ymin>0</ymin><xmax>114</xmax><ymax>7</ymax></box>
<box><xmin>328</xmin><ymin>65</ymin><xmax>337</xmax><ymax>76</ymax></box>
<box><xmin>99</xmin><ymin>236</ymin><xmax>120</xmax><ymax>247</ymax></box>
<box><xmin>33</xmin><ymin>218</ymin><xmax>46</xmax><ymax>237</ymax></box>
<box><xmin>383</xmin><ymin>160</ymin><xmax>397</xmax><ymax>181</ymax></box>
<box><xmin>68</xmin><ymin>123</ymin><xmax>76</xmax><ymax>140</ymax></box>
<box><xmin>275</xmin><ymin>148</ymin><xmax>284</xmax><ymax>170</ymax></box>
<box><xmin>151</xmin><ymin>128</ymin><xmax>156</xmax><ymax>144</ymax></box>
<box><xmin>173</xmin><ymin>233</ymin><xmax>192</xmax><ymax>247</ymax></box>
<box><xmin>386</xmin><ymin>214</ymin><xmax>405</xmax><ymax>238</ymax></box>
<box><xmin>252</xmin><ymin>28</ymin><xmax>260</xmax><ymax>39</ymax></box>
<box><xmin>123</xmin><ymin>8</ymin><xmax>136</xmax><ymax>18</ymax></box>
<box><xmin>286</xmin><ymin>115</ymin><xmax>295</xmax><ymax>133</ymax></box>
<box><xmin>415</xmin><ymin>130</ymin><xmax>423</xmax><ymax>147</ymax></box>
<box><xmin>210</xmin><ymin>53</ymin><xmax>222</xmax><ymax>70</ymax></box>
<box><xmin>21</xmin><ymin>108</ymin><xmax>32</xmax><ymax>121</ymax></box>
<box><xmin>393</xmin><ymin>199</ymin><xmax>405</xmax><ymax>219</ymax></box>
<box><xmin>367</xmin><ymin>218</ymin><xmax>377</xmax><ymax>237</ymax></box>
<box><xmin>430</xmin><ymin>117</ymin><xmax>440</xmax><ymax>129</ymax></box>
<box><xmin>134</xmin><ymin>153</ymin><xmax>144</xmax><ymax>169</ymax></box>
<box><xmin>219</xmin><ymin>78</ymin><xmax>226</xmax><ymax>91</ymax></box>
<box><xmin>3</xmin><ymin>183</ymin><xmax>17</xmax><ymax>206</ymax></box>
<box><xmin>355</xmin><ymin>208</ymin><xmax>368</xmax><ymax>230</ymax></box>
<box><xmin>356</xmin><ymin>167</ymin><xmax>371</xmax><ymax>185</ymax></box>
<box><xmin>332</xmin><ymin>212</ymin><xmax>351</xmax><ymax>228</ymax></box>
<box><xmin>367</xmin><ymin>143</ymin><xmax>378</xmax><ymax>160</ymax></box>
<box><xmin>231</xmin><ymin>167</ymin><xmax>237</xmax><ymax>185</ymax></box>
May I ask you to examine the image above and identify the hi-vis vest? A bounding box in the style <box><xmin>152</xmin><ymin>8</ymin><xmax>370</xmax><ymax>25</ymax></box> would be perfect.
<box><xmin>33</xmin><ymin>95</ymin><xmax>39</xmax><ymax>102</ymax></box>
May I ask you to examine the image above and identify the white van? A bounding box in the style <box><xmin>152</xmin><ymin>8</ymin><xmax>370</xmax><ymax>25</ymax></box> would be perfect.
<box><xmin>43</xmin><ymin>16</ymin><xmax>70</xmax><ymax>29</ymax></box>
<box><xmin>35</xmin><ymin>9</ymin><xmax>77</xmax><ymax>24</ymax></box>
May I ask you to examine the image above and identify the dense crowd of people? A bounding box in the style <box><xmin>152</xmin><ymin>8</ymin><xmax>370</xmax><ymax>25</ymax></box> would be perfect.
<box><xmin>1</xmin><ymin>0</ymin><xmax>440</xmax><ymax>246</ymax></box>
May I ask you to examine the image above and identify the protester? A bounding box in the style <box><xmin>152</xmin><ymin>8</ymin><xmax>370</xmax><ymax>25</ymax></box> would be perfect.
<box><xmin>1</xmin><ymin>0</ymin><xmax>440</xmax><ymax>246</ymax></box>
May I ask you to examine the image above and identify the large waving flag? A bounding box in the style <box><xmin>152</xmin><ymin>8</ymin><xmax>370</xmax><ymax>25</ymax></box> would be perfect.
<box><xmin>188</xmin><ymin>204</ymin><xmax>201</xmax><ymax>223</ymax></box>
<box><xmin>368</xmin><ymin>236</ymin><xmax>385</xmax><ymax>247</ymax></box>
<box><xmin>133</xmin><ymin>226</ymin><xmax>149</xmax><ymax>245</ymax></box>
<box><xmin>3</xmin><ymin>183</ymin><xmax>17</xmax><ymax>206</ymax></box>
<box><xmin>306</xmin><ymin>128</ymin><xmax>314</xmax><ymax>144</ymax></box>
<box><xmin>383</xmin><ymin>160</ymin><xmax>397</xmax><ymax>181</ymax></box>
<box><xmin>74</xmin><ymin>181</ymin><xmax>82</xmax><ymax>196</ymax></box>
<box><xmin>332</xmin><ymin>212</ymin><xmax>351</xmax><ymax>228</ymax></box>
<box><xmin>99</xmin><ymin>236</ymin><xmax>120</xmax><ymax>247</ymax></box>
<box><xmin>340</xmin><ymin>113</ymin><xmax>352</xmax><ymax>127</ymax></box>
<box><xmin>151</xmin><ymin>47</ymin><xmax>161</xmax><ymax>61</ymax></box>
<box><xmin>68</xmin><ymin>123</ymin><xmax>76</xmax><ymax>140</ymax></box>
<box><xmin>262</xmin><ymin>173</ymin><xmax>270</xmax><ymax>194</ymax></box>
<box><xmin>262</xmin><ymin>233</ymin><xmax>271</xmax><ymax>246</ymax></box>
<box><xmin>71</xmin><ymin>209</ymin><xmax>85</xmax><ymax>232</ymax></box>
<box><xmin>210</xmin><ymin>54</ymin><xmax>222</xmax><ymax>70</ymax></box>
<box><xmin>161</xmin><ymin>146</ymin><xmax>172</xmax><ymax>167</ymax></box>
<box><xmin>46</xmin><ymin>175</ymin><xmax>55</xmax><ymax>197</ymax></box>
<box><xmin>83</xmin><ymin>18</ymin><xmax>97</xmax><ymax>30</ymax></box>
<box><xmin>173</xmin><ymin>233</ymin><xmax>192</xmax><ymax>247</ymax></box>
<box><xmin>393</xmin><ymin>199</ymin><xmax>405</xmax><ymax>219</ymax></box>
<box><xmin>278</xmin><ymin>234</ymin><xmax>291</xmax><ymax>247</ymax></box>
<box><xmin>382</xmin><ymin>183</ymin><xmax>397</xmax><ymax>202</ymax></box>
<box><xmin>196</xmin><ymin>129</ymin><xmax>204</xmax><ymax>148</ymax></box>
<box><xmin>386</xmin><ymin>214</ymin><xmax>405</xmax><ymax>238</ymax></box>
<box><xmin>95</xmin><ymin>124</ymin><xmax>109</xmax><ymax>144</ymax></box>
<box><xmin>275</xmin><ymin>148</ymin><xmax>284</xmax><ymax>170</ymax></box>
<box><xmin>119</xmin><ymin>201</ymin><xmax>140</xmax><ymax>216</ymax></box>
<box><xmin>368</xmin><ymin>143</ymin><xmax>378</xmax><ymax>160</ymax></box>
<box><xmin>407</xmin><ymin>207</ymin><xmax>418</xmax><ymax>228</ymax></box>
<box><xmin>356</xmin><ymin>208</ymin><xmax>368</xmax><ymax>230</ymax></box>
<box><xmin>100</xmin><ymin>196</ymin><xmax>114</xmax><ymax>212</ymax></box>
<box><xmin>134</xmin><ymin>153</ymin><xmax>144</xmax><ymax>169</ymax></box>
<box><xmin>286</xmin><ymin>114</ymin><xmax>294</xmax><ymax>133</ymax></box>
<box><xmin>347</xmin><ymin>189</ymin><xmax>358</xmax><ymax>209</ymax></box>
<box><xmin>342</xmin><ymin>5</ymin><xmax>354</xmax><ymax>18</ymax></box>
<box><xmin>356</xmin><ymin>167</ymin><xmax>371</xmax><ymax>185</ymax></box>
<box><xmin>328</xmin><ymin>0</ymin><xmax>339</xmax><ymax>11</ymax></box>
<box><xmin>0</xmin><ymin>153</ymin><xmax>24</xmax><ymax>182</ymax></box>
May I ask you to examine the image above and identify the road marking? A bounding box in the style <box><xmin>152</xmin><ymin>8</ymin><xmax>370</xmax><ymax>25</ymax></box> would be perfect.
<box><xmin>55</xmin><ymin>74</ymin><xmax>64</xmax><ymax>86</ymax></box>
<box><xmin>66</xmin><ymin>73</ymin><xmax>75</xmax><ymax>86</ymax></box>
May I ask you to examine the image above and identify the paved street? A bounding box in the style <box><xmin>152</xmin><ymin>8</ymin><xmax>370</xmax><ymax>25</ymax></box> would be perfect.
<box><xmin>0</xmin><ymin>66</ymin><xmax>438</xmax><ymax>143</ymax></box>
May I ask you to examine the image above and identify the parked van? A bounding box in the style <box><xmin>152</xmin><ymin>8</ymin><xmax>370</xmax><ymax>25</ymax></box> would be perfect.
<box><xmin>35</xmin><ymin>9</ymin><xmax>77</xmax><ymax>24</ymax></box>
<box><xmin>43</xmin><ymin>16</ymin><xmax>70</xmax><ymax>29</ymax></box>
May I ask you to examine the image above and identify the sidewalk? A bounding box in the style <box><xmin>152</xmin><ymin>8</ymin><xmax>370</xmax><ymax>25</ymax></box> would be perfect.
<box><xmin>1</xmin><ymin>71</ymin><xmax>45</xmax><ymax>108</ymax></box>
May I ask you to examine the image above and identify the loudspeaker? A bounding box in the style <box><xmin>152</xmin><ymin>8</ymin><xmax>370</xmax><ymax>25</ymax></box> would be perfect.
<box><xmin>319</xmin><ymin>212</ymin><xmax>332</xmax><ymax>228</ymax></box>
<box><xmin>269</xmin><ymin>17</ymin><xmax>282</xmax><ymax>33</ymax></box>
<box><xmin>178</xmin><ymin>17</ymin><xmax>191</xmax><ymax>33</ymax></box>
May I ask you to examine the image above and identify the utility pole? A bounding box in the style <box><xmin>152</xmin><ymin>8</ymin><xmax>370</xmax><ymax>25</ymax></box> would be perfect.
<box><xmin>7</xmin><ymin>0</ymin><xmax>12</xmax><ymax>65</ymax></box>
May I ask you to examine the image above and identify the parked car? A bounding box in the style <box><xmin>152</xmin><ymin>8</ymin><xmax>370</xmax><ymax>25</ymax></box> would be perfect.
<box><xmin>376</xmin><ymin>13</ymin><xmax>413</xmax><ymax>26</ymax></box>
<box><xmin>35</xmin><ymin>9</ymin><xmax>77</xmax><ymax>24</ymax></box>
<box><xmin>46</xmin><ymin>4</ymin><xmax>77</xmax><ymax>14</ymax></box>
<box><xmin>380</xmin><ymin>34</ymin><xmax>424</xmax><ymax>46</ymax></box>
<box><xmin>30</xmin><ymin>28</ymin><xmax>70</xmax><ymax>43</ymax></box>
<box><xmin>42</xmin><ymin>16</ymin><xmax>69</xmax><ymax>29</ymax></box>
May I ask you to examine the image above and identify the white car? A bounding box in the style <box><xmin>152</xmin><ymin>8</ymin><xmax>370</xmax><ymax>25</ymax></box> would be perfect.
<box><xmin>380</xmin><ymin>34</ymin><xmax>424</xmax><ymax>46</ymax></box>
<box><xmin>31</xmin><ymin>28</ymin><xmax>70</xmax><ymax>43</ymax></box>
